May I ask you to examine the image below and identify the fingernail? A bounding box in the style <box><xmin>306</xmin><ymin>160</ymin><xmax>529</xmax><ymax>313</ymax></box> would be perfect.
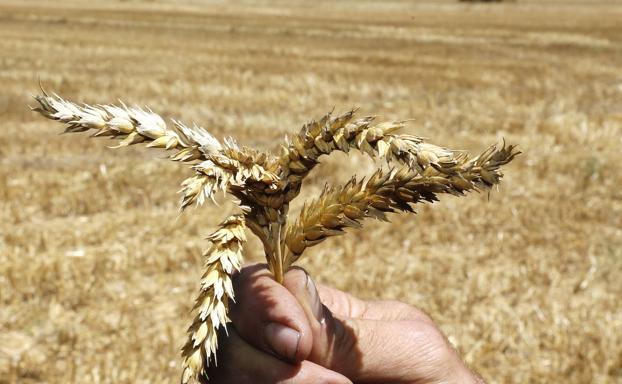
<box><xmin>306</xmin><ymin>273</ymin><xmax>325</xmax><ymax>324</ymax></box>
<box><xmin>264</xmin><ymin>322</ymin><xmax>300</xmax><ymax>361</ymax></box>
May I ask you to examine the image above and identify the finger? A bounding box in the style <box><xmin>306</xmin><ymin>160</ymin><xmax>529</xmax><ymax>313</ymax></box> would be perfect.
<box><xmin>315</xmin><ymin>279</ymin><xmax>433</xmax><ymax>323</ymax></box>
<box><xmin>355</xmin><ymin>299</ymin><xmax>435</xmax><ymax>323</ymax></box>
<box><xmin>229</xmin><ymin>263</ymin><xmax>313</xmax><ymax>363</ymax></box>
<box><xmin>284</xmin><ymin>270</ymin><xmax>467</xmax><ymax>383</ymax></box>
<box><xmin>315</xmin><ymin>283</ymin><xmax>369</xmax><ymax>318</ymax></box>
<box><xmin>207</xmin><ymin>327</ymin><xmax>353</xmax><ymax>384</ymax></box>
<box><xmin>283</xmin><ymin>269</ymin><xmax>354</xmax><ymax>370</ymax></box>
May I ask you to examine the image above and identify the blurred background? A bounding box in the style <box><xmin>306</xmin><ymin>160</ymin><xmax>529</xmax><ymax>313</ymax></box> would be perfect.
<box><xmin>1</xmin><ymin>0</ymin><xmax>621</xmax><ymax>383</ymax></box>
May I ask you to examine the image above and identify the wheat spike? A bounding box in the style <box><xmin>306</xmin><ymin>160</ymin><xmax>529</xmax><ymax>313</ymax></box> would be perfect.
<box><xmin>181</xmin><ymin>214</ymin><xmax>246</xmax><ymax>384</ymax></box>
<box><xmin>33</xmin><ymin>92</ymin><xmax>220</xmax><ymax>158</ymax></box>
<box><xmin>284</xmin><ymin>142</ymin><xmax>519</xmax><ymax>266</ymax></box>
<box><xmin>32</xmin><ymin>92</ymin><xmax>279</xmax><ymax>210</ymax></box>
<box><xmin>279</xmin><ymin>110</ymin><xmax>460</xmax><ymax>202</ymax></box>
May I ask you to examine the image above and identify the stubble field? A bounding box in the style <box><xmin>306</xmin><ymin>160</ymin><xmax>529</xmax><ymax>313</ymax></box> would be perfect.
<box><xmin>1</xmin><ymin>0</ymin><xmax>621</xmax><ymax>383</ymax></box>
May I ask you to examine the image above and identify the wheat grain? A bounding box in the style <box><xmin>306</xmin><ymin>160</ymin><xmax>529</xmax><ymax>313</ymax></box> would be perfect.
<box><xmin>33</xmin><ymin>93</ymin><xmax>518</xmax><ymax>383</ymax></box>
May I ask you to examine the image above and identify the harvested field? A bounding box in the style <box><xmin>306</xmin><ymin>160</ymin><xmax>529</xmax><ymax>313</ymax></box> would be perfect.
<box><xmin>1</xmin><ymin>0</ymin><xmax>621</xmax><ymax>383</ymax></box>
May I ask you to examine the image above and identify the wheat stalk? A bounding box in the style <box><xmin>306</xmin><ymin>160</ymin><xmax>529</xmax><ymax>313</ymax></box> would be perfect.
<box><xmin>33</xmin><ymin>91</ymin><xmax>519</xmax><ymax>383</ymax></box>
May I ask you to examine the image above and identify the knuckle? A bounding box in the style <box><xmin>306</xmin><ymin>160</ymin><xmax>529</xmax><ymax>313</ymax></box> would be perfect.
<box><xmin>410</xmin><ymin>321</ymin><xmax>456</xmax><ymax>362</ymax></box>
<box><xmin>386</xmin><ymin>299</ymin><xmax>413</xmax><ymax>313</ymax></box>
<box><xmin>388</xmin><ymin>299</ymin><xmax>435</xmax><ymax>323</ymax></box>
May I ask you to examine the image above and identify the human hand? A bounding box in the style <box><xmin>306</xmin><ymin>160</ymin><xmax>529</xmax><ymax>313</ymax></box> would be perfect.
<box><xmin>203</xmin><ymin>263</ymin><xmax>351</xmax><ymax>384</ymax></box>
<box><xmin>206</xmin><ymin>264</ymin><xmax>483</xmax><ymax>384</ymax></box>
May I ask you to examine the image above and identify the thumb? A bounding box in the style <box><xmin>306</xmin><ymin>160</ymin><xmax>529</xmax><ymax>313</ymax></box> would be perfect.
<box><xmin>283</xmin><ymin>268</ymin><xmax>367</xmax><ymax>378</ymax></box>
<box><xmin>229</xmin><ymin>264</ymin><xmax>313</xmax><ymax>363</ymax></box>
<box><xmin>282</xmin><ymin>269</ymin><xmax>468</xmax><ymax>383</ymax></box>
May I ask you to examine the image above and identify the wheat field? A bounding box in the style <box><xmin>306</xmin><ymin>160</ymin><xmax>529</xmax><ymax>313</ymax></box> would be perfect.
<box><xmin>1</xmin><ymin>1</ymin><xmax>621</xmax><ymax>383</ymax></box>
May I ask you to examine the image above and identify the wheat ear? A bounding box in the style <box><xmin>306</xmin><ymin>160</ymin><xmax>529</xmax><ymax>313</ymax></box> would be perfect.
<box><xmin>284</xmin><ymin>142</ymin><xmax>519</xmax><ymax>266</ymax></box>
<box><xmin>32</xmin><ymin>93</ymin><xmax>279</xmax><ymax>210</ymax></box>
<box><xmin>279</xmin><ymin>110</ymin><xmax>459</xmax><ymax>202</ymax></box>
<box><xmin>181</xmin><ymin>214</ymin><xmax>246</xmax><ymax>384</ymax></box>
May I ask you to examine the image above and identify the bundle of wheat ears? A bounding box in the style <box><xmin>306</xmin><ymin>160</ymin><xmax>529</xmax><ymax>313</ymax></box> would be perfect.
<box><xmin>32</xmin><ymin>89</ymin><xmax>518</xmax><ymax>383</ymax></box>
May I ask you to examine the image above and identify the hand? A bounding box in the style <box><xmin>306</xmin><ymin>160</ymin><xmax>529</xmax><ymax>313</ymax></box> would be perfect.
<box><xmin>204</xmin><ymin>264</ymin><xmax>351</xmax><ymax>384</ymax></box>
<box><xmin>206</xmin><ymin>264</ymin><xmax>483</xmax><ymax>384</ymax></box>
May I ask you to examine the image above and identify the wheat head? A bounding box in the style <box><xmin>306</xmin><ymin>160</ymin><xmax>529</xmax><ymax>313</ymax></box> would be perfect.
<box><xmin>33</xmin><ymin>91</ymin><xmax>519</xmax><ymax>383</ymax></box>
<box><xmin>180</xmin><ymin>214</ymin><xmax>246</xmax><ymax>383</ymax></box>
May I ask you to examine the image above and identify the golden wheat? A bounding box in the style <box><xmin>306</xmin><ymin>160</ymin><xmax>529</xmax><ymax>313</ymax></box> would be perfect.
<box><xmin>33</xmin><ymin>91</ymin><xmax>518</xmax><ymax>383</ymax></box>
<box><xmin>180</xmin><ymin>214</ymin><xmax>246</xmax><ymax>384</ymax></box>
<box><xmin>32</xmin><ymin>90</ymin><xmax>280</xmax><ymax>211</ymax></box>
<box><xmin>285</xmin><ymin>141</ymin><xmax>517</xmax><ymax>266</ymax></box>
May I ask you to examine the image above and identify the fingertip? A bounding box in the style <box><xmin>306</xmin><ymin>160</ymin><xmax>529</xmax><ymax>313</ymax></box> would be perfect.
<box><xmin>283</xmin><ymin>267</ymin><xmax>309</xmax><ymax>296</ymax></box>
<box><xmin>283</xmin><ymin>268</ymin><xmax>325</xmax><ymax>325</ymax></box>
<box><xmin>293</xmin><ymin>361</ymin><xmax>354</xmax><ymax>384</ymax></box>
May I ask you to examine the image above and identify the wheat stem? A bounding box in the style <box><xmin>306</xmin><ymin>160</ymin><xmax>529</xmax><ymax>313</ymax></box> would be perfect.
<box><xmin>273</xmin><ymin>221</ymin><xmax>285</xmax><ymax>284</ymax></box>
